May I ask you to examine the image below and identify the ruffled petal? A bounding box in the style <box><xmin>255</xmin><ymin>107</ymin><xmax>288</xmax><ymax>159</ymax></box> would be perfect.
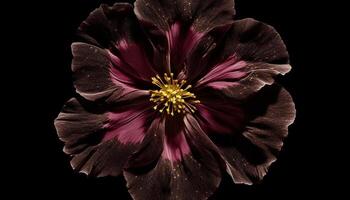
<box><xmin>54</xmin><ymin>98</ymin><xmax>157</xmax><ymax>177</ymax></box>
<box><xmin>124</xmin><ymin>115</ymin><xmax>222</xmax><ymax>200</ymax></box>
<box><xmin>102</xmin><ymin>100</ymin><xmax>154</xmax><ymax>144</ymax></box>
<box><xmin>207</xmin><ymin>86</ymin><xmax>296</xmax><ymax>184</ymax></box>
<box><xmin>194</xmin><ymin>18</ymin><xmax>291</xmax><ymax>100</ymax></box>
<box><xmin>77</xmin><ymin>3</ymin><xmax>132</xmax><ymax>47</ymax></box>
<box><xmin>134</xmin><ymin>0</ymin><xmax>235</xmax><ymax>75</ymax></box>
<box><xmin>71</xmin><ymin>42</ymin><xmax>149</xmax><ymax>102</ymax></box>
<box><xmin>134</xmin><ymin>0</ymin><xmax>235</xmax><ymax>33</ymax></box>
<box><xmin>77</xmin><ymin>3</ymin><xmax>160</xmax><ymax>83</ymax></box>
<box><xmin>195</xmin><ymin>94</ymin><xmax>245</xmax><ymax>136</ymax></box>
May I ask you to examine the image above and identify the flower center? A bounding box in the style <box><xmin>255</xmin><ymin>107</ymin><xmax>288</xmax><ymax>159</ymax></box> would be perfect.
<box><xmin>150</xmin><ymin>73</ymin><xmax>200</xmax><ymax>116</ymax></box>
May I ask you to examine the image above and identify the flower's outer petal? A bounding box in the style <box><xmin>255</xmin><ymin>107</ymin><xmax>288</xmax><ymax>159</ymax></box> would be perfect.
<box><xmin>54</xmin><ymin>98</ymin><xmax>157</xmax><ymax>177</ymax></box>
<box><xmin>55</xmin><ymin>98</ymin><xmax>107</xmax><ymax>155</ymax></box>
<box><xmin>208</xmin><ymin>86</ymin><xmax>296</xmax><ymax>184</ymax></box>
<box><xmin>71</xmin><ymin>42</ymin><xmax>149</xmax><ymax>103</ymax></box>
<box><xmin>195</xmin><ymin>18</ymin><xmax>291</xmax><ymax>100</ymax></box>
<box><xmin>133</xmin><ymin>0</ymin><xmax>235</xmax><ymax>75</ymax></box>
<box><xmin>124</xmin><ymin>116</ymin><xmax>222</xmax><ymax>200</ymax></box>
<box><xmin>78</xmin><ymin>3</ymin><xmax>161</xmax><ymax>82</ymax></box>
<box><xmin>134</xmin><ymin>0</ymin><xmax>235</xmax><ymax>33</ymax></box>
<box><xmin>77</xmin><ymin>3</ymin><xmax>132</xmax><ymax>47</ymax></box>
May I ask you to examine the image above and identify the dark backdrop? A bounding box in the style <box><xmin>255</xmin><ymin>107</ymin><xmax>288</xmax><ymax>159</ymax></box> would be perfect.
<box><xmin>17</xmin><ymin>0</ymin><xmax>338</xmax><ymax>199</ymax></box>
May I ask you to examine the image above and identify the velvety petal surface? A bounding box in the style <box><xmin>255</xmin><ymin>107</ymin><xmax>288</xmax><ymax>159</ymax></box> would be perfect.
<box><xmin>124</xmin><ymin>115</ymin><xmax>222</xmax><ymax>200</ymax></box>
<box><xmin>133</xmin><ymin>0</ymin><xmax>235</xmax><ymax>75</ymax></box>
<box><xmin>54</xmin><ymin>98</ymin><xmax>158</xmax><ymax>177</ymax></box>
<box><xmin>205</xmin><ymin>86</ymin><xmax>296</xmax><ymax>184</ymax></box>
<box><xmin>134</xmin><ymin>0</ymin><xmax>235</xmax><ymax>32</ymax></box>
<box><xmin>195</xmin><ymin>94</ymin><xmax>245</xmax><ymax>136</ymax></box>
<box><xmin>194</xmin><ymin>18</ymin><xmax>291</xmax><ymax>100</ymax></box>
<box><xmin>71</xmin><ymin>42</ymin><xmax>149</xmax><ymax>103</ymax></box>
<box><xmin>77</xmin><ymin>3</ymin><xmax>161</xmax><ymax>85</ymax></box>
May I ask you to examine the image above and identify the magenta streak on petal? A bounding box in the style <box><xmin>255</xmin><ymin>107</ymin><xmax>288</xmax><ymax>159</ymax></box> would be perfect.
<box><xmin>116</xmin><ymin>40</ymin><xmax>156</xmax><ymax>80</ymax></box>
<box><xmin>102</xmin><ymin>104</ymin><xmax>151</xmax><ymax>144</ymax></box>
<box><xmin>195</xmin><ymin>55</ymin><xmax>248</xmax><ymax>89</ymax></box>
<box><xmin>110</xmin><ymin>63</ymin><xmax>149</xmax><ymax>99</ymax></box>
<box><xmin>107</xmin><ymin>41</ymin><xmax>156</xmax><ymax>86</ymax></box>
<box><xmin>108</xmin><ymin>50</ymin><xmax>139</xmax><ymax>85</ymax></box>
<box><xmin>166</xmin><ymin>22</ymin><xmax>204</xmax><ymax>68</ymax></box>
<box><xmin>196</xmin><ymin>101</ymin><xmax>245</xmax><ymax>135</ymax></box>
<box><xmin>162</xmin><ymin>131</ymin><xmax>190</xmax><ymax>162</ymax></box>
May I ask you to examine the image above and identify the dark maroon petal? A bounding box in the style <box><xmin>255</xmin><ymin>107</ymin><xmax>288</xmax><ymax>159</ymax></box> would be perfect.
<box><xmin>195</xmin><ymin>96</ymin><xmax>245</xmax><ymax>136</ymax></box>
<box><xmin>55</xmin><ymin>98</ymin><xmax>108</xmax><ymax>155</ymax></box>
<box><xmin>125</xmin><ymin>117</ymin><xmax>165</xmax><ymax>169</ymax></box>
<box><xmin>54</xmin><ymin>98</ymin><xmax>156</xmax><ymax>177</ymax></box>
<box><xmin>219</xmin><ymin>63</ymin><xmax>290</xmax><ymax>100</ymax></box>
<box><xmin>134</xmin><ymin>0</ymin><xmax>235</xmax><ymax>75</ymax></box>
<box><xmin>165</xmin><ymin>22</ymin><xmax>205</xmax><ymax>75</ymax></box>
<box><xmin>102</xmin><ymin>100</ymin><xmax>154</xmax><ymax>144</ymax></box>
<box><xmin>124</xmin><ymin>115</ymin><xmax>222</xmax><ymax>200</ymax></box>
<box><xmin>78</xmin><ymin>3</ymin><xmax>147</xmax><ymax>53</ymax></box>
<box><xmin>78</xmin><ymin>3</ymin><xmax>161</xmax><ymax>82</ymax></box>
<box><xmin>107</xmin><ymin>46</ymin><xmax>156</xmax><ymax>86</ymax></box>
<box><xmin>71</xmin><ymin>42</ymin><xmax>149</xmax><ymax>102</ymax></box>
<box><xmin>219</xmin><ymin>18</ymin><xmax>289</xmax><ymax>64</ymax></box>
<box><xmin>209</xmin><ymin>86</ymin><xmax>296</xmax><ymax>184</ymax></box>
<box><xmin>134</xmin><ymin>0</ymin><xmax>235</xmax><ymax>32</ymax></box>
<box><xmin>77</xmin><ymin>3</ymin><xmax>132</xmax><ymax>47</ymax></box>
<box><xmin>183</xmin><ymin>23</ymin><xmax>233</xmax><ymax>82</ymax></box>
<box><xmin>194</xmin><ymin>18</ymin><xmax>291</xmax><ymax>100</ymax></box>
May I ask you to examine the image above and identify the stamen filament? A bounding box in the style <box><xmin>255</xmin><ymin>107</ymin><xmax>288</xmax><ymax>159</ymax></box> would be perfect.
<box><xmin>150</xmin><ymin>73</ymin><xmax>199</xmax><ymax>116</ymax></box>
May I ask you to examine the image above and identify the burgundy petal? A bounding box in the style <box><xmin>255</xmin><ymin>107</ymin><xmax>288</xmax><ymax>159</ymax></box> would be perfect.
<box><xmin>134</xmin><ymin>0</ymin><xmax>235</xmax><ymax>32</ymax></box>
<box><xmin>165</xmin><ymin>22</ymin><xmax>205</xmax><ymax>75</ymax></box>
<box><xmin>124</xmin><ymin>115</ymin><xmax>222</xmax><ymax>200</ymax></box>
<box><xmin>78</xmin><ymin>3</ymin><xmax>149</xmax><ymax>55</ymax></box>
<box><xmin>102</xmin><ymin>100</ymin><xmax>154</xmax><ymax>144</ymax></box>
<box><xmin>55</xmin><ymin>98</ymin><xmax>108</xmax><ymax>155</ymax></box>
<box><xmin>54</xmin><ymin>98</ymin><xmax>156</xmax><ymax>177</ymax></box>
<box><xmin>134</xmin><ymin>0</ymin><xmax>235</xmax><ymax>75</ymax></box>
<box><xmin>77</xmin><ymin>3</ymin><xmax>132</xmax><ymax>47</ymax></box>
<box><xmin>195</xmin><ymin>95</ymin><xmax>245</xmax><ymax>136</ymax></box>
<box><xmin>108</xmin><ymin>41</ymin><xmax>156</xmax><ymax>83</ymax></box>
<box><xmin>71</xmin><ymin>42</ymin><xmax>149</xmax><ymax>103</ymax></box>
<box><xmin>194</xmin><ymin>18</ymin><xmax>291</xmax><ymax>100</ymax></box>
<box><xmin>78</xmin><ymin>3</ymin><xmax>160</xmax><ymax>83</ymax></box>
<box><xmin>208</xmin><ymin>86</ymin><xmax>296</xmax><ymax>184</ymax></box>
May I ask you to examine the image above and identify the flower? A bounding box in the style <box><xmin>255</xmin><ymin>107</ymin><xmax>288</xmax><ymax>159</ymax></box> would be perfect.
<box><xmin>54</xmin><ymin>1</ymin><xmax>296</xmax><ymax>200</ymax></box>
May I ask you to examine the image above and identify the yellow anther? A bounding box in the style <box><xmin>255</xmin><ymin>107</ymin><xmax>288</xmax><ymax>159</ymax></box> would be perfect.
<box><xmin>149</xmin><ymin>73</ymin><xmax>199</xmax><ymax>116</ymax></box>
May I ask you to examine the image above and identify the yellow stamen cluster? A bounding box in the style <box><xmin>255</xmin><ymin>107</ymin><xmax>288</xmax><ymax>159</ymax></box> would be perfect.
<box><xmin>150</xmin><ymin>73</ymin><xmax>200</xmax><ymax>116</ymax></box>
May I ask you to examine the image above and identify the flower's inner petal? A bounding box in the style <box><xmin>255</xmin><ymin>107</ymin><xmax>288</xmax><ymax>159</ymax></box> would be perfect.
<box><xmin>134</xmin><ymin>0</ymin><xmax>235</xmax><ymax>77</ymax></box>
<box><xmin>103</xmin><ymin>100</ymin><xmax>154</xmax><ymax>144</ymax></box>
<box><xmin>166</xmin><ymin>22</ymin><xmax>204</xmax><ymax>74</ymax></box>
<box><xmin>195</xmin><ymin>55</ymin><xmax>248</xmax><ymax>89</ymax></box>
<box><xmin>111</xmin><ymin>40</ymin><xmax>157</xmax><ymax>83</ymax></box>
<box><xmin>107</xmin><ymin>48</ymin><xmax>155</xmax><ymax>88</ymax></box>
<box><xmin>195</xmin><ymin>97</ymin><xmax>245</xmax><ymax>135</ymax></box>
<box><xmin>161</xmin><ymin>116</ymin><xmax>191</xmax><ymax>162</ymax></box>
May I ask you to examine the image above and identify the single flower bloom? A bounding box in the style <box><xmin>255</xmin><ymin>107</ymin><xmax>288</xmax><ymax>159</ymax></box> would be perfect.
<box><xmin>55</xmin><ymin>1</ymin><xmax>296</xmax><ymax>200</ymax></box>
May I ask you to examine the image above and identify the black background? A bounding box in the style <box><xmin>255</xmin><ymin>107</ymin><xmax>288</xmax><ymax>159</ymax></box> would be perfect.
<box><xmin>14</xmin><ymin>0</ymin><xmax>341</xmax><ymax>199</ymax></box>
